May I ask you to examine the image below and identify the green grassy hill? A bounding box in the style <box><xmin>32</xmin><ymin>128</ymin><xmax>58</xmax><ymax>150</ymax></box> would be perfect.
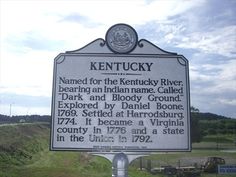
<box><xmin>0</xmin><ymin>123</ymin><xmax>49</xmax><ymax>167</ymax></box>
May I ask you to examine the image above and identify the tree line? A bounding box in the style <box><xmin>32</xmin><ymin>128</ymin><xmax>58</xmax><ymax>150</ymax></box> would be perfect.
<box><xmin>190</xmin><ymin>106</ymin><xmax>236</xmax><ymax>142</ymax></box>
<box><xmin>0</xmin><ymin>114</ymin><xmax>50</xmax><ymax>124</ymax></box>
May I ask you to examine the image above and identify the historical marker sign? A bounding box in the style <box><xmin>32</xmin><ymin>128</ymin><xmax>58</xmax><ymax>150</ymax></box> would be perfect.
<box><xmin>50</xmin><ymin>24</ymin><xmax>191</xmax><ymax>152</ymax></box>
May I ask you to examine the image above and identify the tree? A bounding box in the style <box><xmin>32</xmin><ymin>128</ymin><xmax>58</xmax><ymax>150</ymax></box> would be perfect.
<box><xmin>190</xmin><ymin>106</ymin><xmax>203</xmax><ymax>142</ymax></box>
<box><xmin>190</xmin><ymin>106</ymin><xmax>199</xmax><ymax>113</ymax></box>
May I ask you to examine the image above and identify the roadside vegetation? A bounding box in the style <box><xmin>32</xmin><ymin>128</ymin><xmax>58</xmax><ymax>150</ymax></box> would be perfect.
<box><xmin>0</xmin><ymin>110</ymin><xmax>235</xmax><ymax>177</ymax></box>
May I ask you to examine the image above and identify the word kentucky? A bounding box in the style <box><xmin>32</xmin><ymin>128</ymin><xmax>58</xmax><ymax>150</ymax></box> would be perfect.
<box><xmin>90</xmin><ymin>62</ymin><xmax>153</xmax><ymax>72</ymax></box>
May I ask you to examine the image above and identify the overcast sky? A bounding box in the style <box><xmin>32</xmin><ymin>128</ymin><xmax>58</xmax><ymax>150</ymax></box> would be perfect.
<box><xmin>0</xmin><ymin>0</ymin><xmax>235</xmax><ymax>118</ymax></box>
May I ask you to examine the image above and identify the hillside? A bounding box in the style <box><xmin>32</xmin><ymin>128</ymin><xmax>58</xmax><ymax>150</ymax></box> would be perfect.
<box><xmin>191</xmin><ymin>112</ymin><xmax>236</xmax><ymax>135</ymax></box>
<box><xmin>192</xmin><ymin>112</ymin><xmax>233</xmax><ymax>120</ymax></box>
<box><xmin>0</xmin><ymin>123</ymin><xmax>50</xmax><ymax>167</ymax></box>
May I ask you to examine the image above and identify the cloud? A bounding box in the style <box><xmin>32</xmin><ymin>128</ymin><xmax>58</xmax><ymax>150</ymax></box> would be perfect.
<box><xmin>1</xmin><ymin>0</ymin><xmax>206</xmax><ymax>53</ymax></box>
<box><xmin>59</xmin><ymin>13</ymin><xmax>102</xmax><ymax>28</ymax></box>
<box><xmin>190</xmin><ymin>59</ymin><xmax>236</xmax><ymax>94</ymax></box>
<box><xmin>176</xmin><ymin>25</ymin><xmax>236</xmax><ymax>57</ymax></box>
<box><xmin>30</xmin><ymin>0</ymin><xmax>205</xmax><ymax>26</ymax></box>
<box><xmin>0</xmin><ymin>50</ymin><xmax>54</xmax><ymax>97</ymax></box>
<box><xmin>6</xmin><ymin>31</ymin><xmax>65</xmax><ymax>52</ymax></box>
<box><xmin>136</xmin><ymin>0</ymin><xmax>236</xmax><ymax>58</ymax></box>
<box><xmin>190</xmin><ymin>59</ymin><xmax>236</xmax><ymax>118</ymax></box>
<box><xmin>0</xmin><ymin>0</ymin><xmax>235</xmax><ymax>118</ymax></box>
<box><xmin>218</xmin><ymin>98</ymin><xmax>236</xmax><ymax>106</ymax></box>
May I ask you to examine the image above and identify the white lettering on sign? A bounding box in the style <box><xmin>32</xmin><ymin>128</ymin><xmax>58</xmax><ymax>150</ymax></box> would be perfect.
<box><xmin>51</xmin><ymin>55</ymin><xmax>190</xmax><ymax>152</ymax></box>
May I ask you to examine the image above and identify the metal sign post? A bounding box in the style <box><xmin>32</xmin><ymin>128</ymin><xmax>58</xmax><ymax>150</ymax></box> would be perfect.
<box><xmin>50</xmin><ymin>23</ymin><xmax>191</xmax><ymax>177</ymax></box>
<box><xmin>91</xmin><ymin>152</ymin><xmax>149</xmax><ymax>177</ymax></box>
<box><xmin>112</xmin><ymin>153</ymin><xmax>129</xmax><ymax>177</ymax></box>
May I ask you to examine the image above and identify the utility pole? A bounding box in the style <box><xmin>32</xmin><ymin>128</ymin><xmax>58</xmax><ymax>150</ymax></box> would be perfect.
<box><xmin>9</xmin><ymin>104</ymin><xmax>12</xmax><ymax>117</ymax></box>
<box><xmin>9</xmin><ymin>103</ymin><xmax>14</xmax><ymax>117</ymax></box>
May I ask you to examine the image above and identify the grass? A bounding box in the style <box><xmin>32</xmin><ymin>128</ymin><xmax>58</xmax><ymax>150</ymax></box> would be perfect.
<box><xmin>1</xmin><ymin>152</ymin><xmax>112</xmax><ymax>177</ymax></box>
<box><xmin>0</xmin><ymin>123</ymin><xmax>49</xmax><ymax>167</ymax></box>
<box><xmin>193</xmin><ymin>134</ymin><xmax>236</xmax><ymax>150</ymax></box>
<box><xmin>0</xmin><ymin>123</ymin><xmax>236</xmax><ymax>177</ymax></box>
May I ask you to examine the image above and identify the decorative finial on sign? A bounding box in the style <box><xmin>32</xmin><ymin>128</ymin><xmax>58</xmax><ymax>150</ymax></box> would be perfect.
<box><xmin>105</xmin><ymin>23</ymin><xmax>138</xmax><ymax>54</ymax></box>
